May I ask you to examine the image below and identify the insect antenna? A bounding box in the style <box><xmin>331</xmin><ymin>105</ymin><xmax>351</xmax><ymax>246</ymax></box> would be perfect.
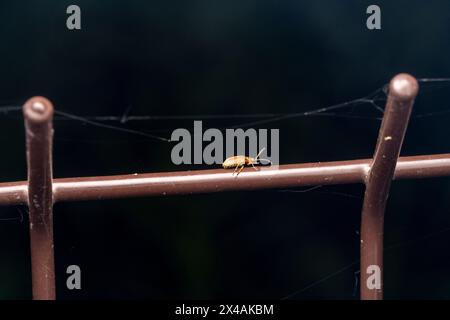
<box><xmin>255</xmin><ymin>147</ymin><xmax>272</xmax><ymax>165</ymax></box>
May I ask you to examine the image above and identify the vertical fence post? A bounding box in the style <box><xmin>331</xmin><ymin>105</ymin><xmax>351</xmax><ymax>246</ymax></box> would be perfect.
<box><xmin>23</xmin><ymin>97</ymin><xmax>56</xmax><ymax>300</ymax></box>
<box><xmin>360</xmin><ymin>74</ymin><xmax>419</xmax><ymax>300</ymax></box>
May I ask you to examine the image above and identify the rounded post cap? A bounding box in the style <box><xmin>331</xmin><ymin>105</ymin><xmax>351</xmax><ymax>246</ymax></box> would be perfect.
<box><xmin>389</xmin><ymin>73</ymin><xmax>419</xmax><ymax>101</ymax></box>
<box><xmin>23</xmin><ymin>96</ymin><xmax>54</xmax><ymax>123</ymax></box>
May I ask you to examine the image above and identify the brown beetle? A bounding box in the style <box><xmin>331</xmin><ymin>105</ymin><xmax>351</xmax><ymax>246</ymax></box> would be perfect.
<box><xmin>222</xmin><ymin>148</ymin><xmax>272</xmax><ymax>176</ymax></box>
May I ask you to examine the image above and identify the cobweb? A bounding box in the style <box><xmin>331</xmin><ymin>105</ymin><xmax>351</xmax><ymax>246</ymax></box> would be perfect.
<box><xmin>1</xmin><ymin>78</ymin><xmax>449</xmax><ymax>141</ymax></box>
<box><xmin>1</xmin><ymin>77</ymin><xmax>450</xmax><ymax>298</ymax></box>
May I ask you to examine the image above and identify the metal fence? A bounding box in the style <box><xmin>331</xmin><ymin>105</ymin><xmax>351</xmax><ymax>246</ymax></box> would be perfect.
<box><xmin>1</xmin><ymin>73</ymin><xmax>450</xmax><ymax>300</ymax></box>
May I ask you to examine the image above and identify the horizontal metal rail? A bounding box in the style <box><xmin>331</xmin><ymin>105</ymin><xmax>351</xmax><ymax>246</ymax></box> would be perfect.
<box><xmin>4</xmin><ymin>73</ymin><xmax>448</xmax><ymax>300</ymax></box>
<box><xmin>0</xmin><ymin>153</ymin><xmax>449</xmax><ymax>205</ymax></box>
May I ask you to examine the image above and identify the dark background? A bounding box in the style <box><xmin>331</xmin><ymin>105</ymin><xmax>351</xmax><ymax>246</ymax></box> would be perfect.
<box><xmin>1</xmin><ymin>0</ymin><xmax>450</xmax><ymax>299</ymax></box>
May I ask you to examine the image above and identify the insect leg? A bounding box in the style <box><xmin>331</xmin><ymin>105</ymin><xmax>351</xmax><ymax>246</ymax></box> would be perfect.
<box><xmin>235</xmin><ymin>165</ymin><xmax>245</xmax><ymax>177</ymax></box>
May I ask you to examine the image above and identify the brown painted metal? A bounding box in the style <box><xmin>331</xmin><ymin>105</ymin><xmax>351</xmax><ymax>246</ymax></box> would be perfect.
<box><xmin>23</xmin><ymin>97</ymin><xmax>56</xmax><ymax>300</ymax></box>
<box><xmin>360</xmin><ymin>74</ymin><xmax>419</xmax><ymax>300</ymax></box>
<box><xmin>2</xmin><ymin>73</ymin><xmax>448</xmax><ymax>300</ymax></box>
<box><xmin>0</xmin><ymin>153</ymin><xmax>448</xmax><ymax>205</ymax></box>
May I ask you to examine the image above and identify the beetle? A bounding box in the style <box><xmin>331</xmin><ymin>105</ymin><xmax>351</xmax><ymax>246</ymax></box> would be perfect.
<box><xmin>222</xmin><ymin>148</ymin><xmax>272</xmax><ymax>176</ymax></box>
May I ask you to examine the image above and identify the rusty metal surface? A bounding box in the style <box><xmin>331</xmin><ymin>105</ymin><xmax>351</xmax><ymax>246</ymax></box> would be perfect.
<box><xmin>23</xmin><ymin>97</ymin><xmax>56</xmax><ymax>300</ymax></box>
<box><xmin>360</xmin><ymin>74</ymin><xmax>419</xmax><ymax>300</ymax></box>
<box><xmin>0</xmin><ymin>153</ymin><xmax>448</xmax><ymax>205</ymax></box>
